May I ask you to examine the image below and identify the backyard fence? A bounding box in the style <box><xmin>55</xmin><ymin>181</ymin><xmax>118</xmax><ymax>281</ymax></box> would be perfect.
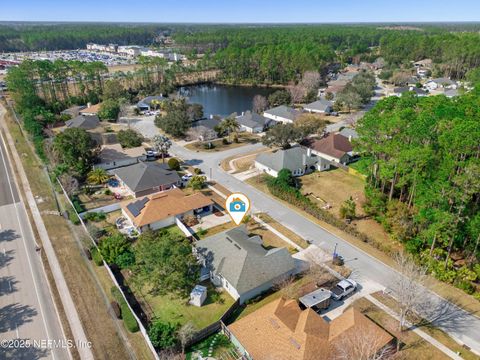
<box><xmin>57</xmin><ymin>178</ymin><xmax>160</xmax><ymax>360</ymax></box>
<box><xmin>185</xmin><ymin>298</ymin><xmax>241</xmax><ymax>348</ymax></box>
<box><xmin>79</xmin><ymin>202</ymin><xmax>122</xmax><ymax>218</ymax></box>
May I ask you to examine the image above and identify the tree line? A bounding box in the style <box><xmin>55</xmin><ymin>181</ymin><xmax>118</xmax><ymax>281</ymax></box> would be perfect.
<box><xmin>0</xmin><ymin>23</ymin><xmax>167</xmax><ymax>52</ymax></box>
<box><xmin>356</xmin><ymin>91</ymin><xmax>480</xmax><ymax>297</ymax></box>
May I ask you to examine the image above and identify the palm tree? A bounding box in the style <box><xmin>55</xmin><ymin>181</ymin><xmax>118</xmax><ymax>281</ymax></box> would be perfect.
<box><xmin>220</xmin><ymin>115</ymin><xmax>240</xmax><ymax>142</ymax></box>
<box><xmin>87</xmin><ymin>168</ymin><xmax>109</xmax><ymax>185</ymax></box>
<box><xmin>153</xmin><ymin>134</ymin><xmax>172</xmax><ymax>163</ymax></box>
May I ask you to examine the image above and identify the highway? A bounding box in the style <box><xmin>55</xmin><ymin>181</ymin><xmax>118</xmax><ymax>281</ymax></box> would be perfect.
<box><xmin>0</xmin><ymin>123</ymin><xmax>70</xmax><ymax>359</ymax></box>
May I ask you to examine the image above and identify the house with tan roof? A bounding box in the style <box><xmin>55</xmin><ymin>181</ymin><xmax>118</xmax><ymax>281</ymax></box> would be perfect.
<box><xmin>226</xmin><ymin>297</ymin><xmax>394</xmax><ymax>360</ymax></box>
<box><xmin>302</xmin><ymin>133</ymin><xmax>353</xmax><ymax>165</ymax></box>
<box><xmin>79</xmin><ymin>102</ymin><xmax>102</xmax><ymax>116</ymax></box>
<box><xmin>121</xmin><ymin>188</ymin><xmax>213</xmax><ymax>233</ymax></box>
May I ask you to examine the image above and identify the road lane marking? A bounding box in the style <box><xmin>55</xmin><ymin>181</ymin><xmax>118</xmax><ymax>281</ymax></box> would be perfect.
<box><xmin>0</xmin><ymin>130</ymin><xmax>56</xmax><ymax>360</ymax></box>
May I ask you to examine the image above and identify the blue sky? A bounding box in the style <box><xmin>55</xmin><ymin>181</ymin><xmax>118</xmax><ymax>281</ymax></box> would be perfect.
<box><xmin>2</xmin><ymin>0</ymin><xmax>479</xmax><ymax>23</ymax></box>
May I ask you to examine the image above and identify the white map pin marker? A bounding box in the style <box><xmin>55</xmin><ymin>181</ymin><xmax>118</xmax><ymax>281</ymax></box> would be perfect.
<box><xmin>225</xmin><ymin>192</ymin><xmax>251</xmax><ymax>225</ymax></box>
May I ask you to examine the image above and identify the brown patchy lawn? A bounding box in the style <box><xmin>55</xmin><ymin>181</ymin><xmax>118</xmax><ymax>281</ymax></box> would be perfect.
<box><xmin>185</xmin><ymin>133</ymin><xmax>260</xmax><ymax>153</ymax></box>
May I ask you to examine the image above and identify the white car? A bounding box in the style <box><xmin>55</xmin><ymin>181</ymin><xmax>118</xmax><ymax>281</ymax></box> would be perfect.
<box><xmin>181</xmin><ymin>174</ymin><xmax>193</xmax><ymax>181</ymax></box>
<box><xmin>331</xmin><ymin>279</ymin><xmax>357</xmax><ymax>300</ymax></box>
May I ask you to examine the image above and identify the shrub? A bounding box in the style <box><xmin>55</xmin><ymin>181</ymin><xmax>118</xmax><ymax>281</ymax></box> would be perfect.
<box><xmin>111</xmin><ymin>301</ymin><xmax>121</xmax><ymax>319</ymax></box>
<box><xmin>122</xmin><ymin>302</ymin><xmax>139</xmax><ymax>332</ymax></box>
<box><xmin>193</xmin><ymin>167</ymin><xmax>202</xmax><ymax>175</ymax></box>
<box><xmin>111</xmin><ymin>287</ymin><xmax>139</xmax><ymax>332</ymax></box>
<box><xmin>196</xmin><ymin>227</ymin><xmax>207</xmax><ymax>236</ymax></box>
<box><xmin>104</xmin><ymin>189</ymin><xmax>112</xmax><ymax>196</ymax></box>
<box><xmin>148</xmin><ymin>321</ymin><xmax>177</xmax><ymax>349</ymax></box>
<box><xmin>83</xmin><ymin>211</ymin><xmax>107</xmax><ymax>222</ymax></box>
<box><xmin>222</xmin><ymin>138</ymin><xmax>229</xmax><ymax>145</ymax></box>
<box><xmin>117</xmin><ymin>129</ymin><xmax>143</xmax><ymax>148</ymax></box>
<box><xmin>69</xmin><ymin>210</ymin><xmax>80</xmax><ymax>225</ymax></box>
<box><xmin>91</xmin><ymin>247</ymin><xmax>104</xmax><ymax>266</ymax></box>
<box><xmin>115</xmin><ymin>251</ymin><xmax>135</xmax><ymax>269</ymax></box>
<box><xmin>71</xmin><ymin>195</ymin><xmax>85</xmax><ymax>213</ymax></box>
<box><xmin>168</xmin><ymin>158</ymin><xmax>180</xmax><ymax>171</ymax></box>
<box><xmin>455</xmin><ymin>281</ymin><xmax>475</xmax><ymax>295</ymax></box>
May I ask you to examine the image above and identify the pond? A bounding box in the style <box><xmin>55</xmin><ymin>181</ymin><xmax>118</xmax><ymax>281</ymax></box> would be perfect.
<box><xmin>178</xmin><ymin>84</ymin><xmax>275</xmax><ymax>118</ymax></box>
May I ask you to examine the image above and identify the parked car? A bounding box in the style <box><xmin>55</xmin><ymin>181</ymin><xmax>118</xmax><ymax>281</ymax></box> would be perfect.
<box><xmin>331</xmin><ymin>279</ymin><xmax>357</xmax><ymax>300</ymax></box>
<box><xmin>182</xmin><ymin>174</ymin><xmax>193</xmax><ymax>181</ymax></box>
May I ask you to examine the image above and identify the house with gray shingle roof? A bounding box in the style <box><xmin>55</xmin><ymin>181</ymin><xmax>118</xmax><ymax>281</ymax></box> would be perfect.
<box><xmin>236</xmin><ymin>111</ymin><xmax>273</xmax><ymax>133</ymax></box>
<box><xmin>112</xmin><ymin>162</ymin><xmax>181</xmax><ymax>198</ymax></box>
<box><xmin>303</xmin><ymin>99</ymin><xmax>333</xmax><ymax>114</ymax></box>
<box><xmin>263</xmin><ymin>105</ymin><xmax>302</xmax><ymax>124</ymax></box>
<box><xmin>195</xmin><ymin>226</ymin><xmax>296</xmax><ymax>304</ymax></box>
<box><xmin>255</xmin><ymin>146</ymin><xmax>330</xmax><ymax>178</ymax></box>
<box><xmin>64</xmin><ymin>114</ymin><xmax>100</xmax><ymax>130</ymax></box>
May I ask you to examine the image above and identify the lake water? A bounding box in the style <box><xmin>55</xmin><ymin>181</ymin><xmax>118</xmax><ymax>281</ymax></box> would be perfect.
<box><xmin>178</xmin><ymin>84</ymin><xmax>274</xmax><ymax>118</ymax></box>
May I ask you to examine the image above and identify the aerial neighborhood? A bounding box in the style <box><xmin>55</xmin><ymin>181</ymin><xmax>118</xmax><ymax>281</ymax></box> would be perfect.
<box><xmin>0</xmin><ymin>7</ymin><xmax>480</xmax><ymax>360</ymax></box>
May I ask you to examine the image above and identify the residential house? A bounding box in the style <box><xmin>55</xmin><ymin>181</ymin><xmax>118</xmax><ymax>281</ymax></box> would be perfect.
<box><xmin>425</xmin><ymin>78</ymin><xmax>457</xmax><ymax>91</ymax></box>
<box><xmin>255</xmin><ymin>146</ymin><xmax>330</xmax><ymax>178</ymax></box>
<box><xmin>392</xmin><ymin>86</ymin><xmax>427</xmax><ymax>97</ymax></box>
<box><xmin>112</xmin><ymin>162</ymin><xmax>181</xmax><ymax>198</ymax></box>
<box><xmin>263</xmin><ymin>105</ymin><xmax>301</xmax><ymax>124</ymax></box>
<box><xmin>64</xmin><ymin>115</ymin><xmax>100</xmax><ymax>130</ymax></box>
<box><xmin>303</xmin><ymin>133</ymin><xmax>353</xmax><ymax>165</ymax></box>
<box><xmin>303</xmin><ymin>99</ymin><xmax>334</xmax><ymax>114</ymax></box>
<box><xmin>122</xmin><ymin>188</ymin><xmax>213</xmax><ymax>233</ymax></box>
<box><xmin>195</xmin><ymin>226</ymin><xmax>296</xmax><ymax>304</ymax></box>
<box><xmin>79</xmin><ymin>103</ymin><xmax>102</xmax><ymax>116</ymax></box>
<box><xmin>226</xmin><ymin>297</ymin><xmax>394</xmax><ymax>360</ymax></box>
<box><xmin>60</xmin><ymin>105</ymin><xmax>86</xmax><ymax>118</ymax></box>
<box><xmin>236</xmin><ymin>111</ymin><xmax>273</xmax><ymax>133</ymax></box>
<box><xmin>94</xmin><ymin>143</ymin><xmax>147</xmax><ymax>170</ymax></box>
<box><xmin>188</xmin><ymin>118</ymin><xmax>221</xmax><ymax>140</ymax></box>
<box><xmin>136</xmin><ymin>96</ymin><xmax>167</xmax><ymax>111</ymax></box>
<box><xmin>338</xmin><ymin>128</ymin><xmax>359</xmax><ymax>141</ymax></box>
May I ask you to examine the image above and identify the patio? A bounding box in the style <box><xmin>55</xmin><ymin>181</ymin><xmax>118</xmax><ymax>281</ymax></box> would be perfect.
<box><xmin>190</xmin><ymin>209</ymin><xmax>231</xmax><ymax>232</ymax></box>
<box><xmin>115</xmin><ymin>216</ymin><xmax>138</xmax><ymax>238</ymax></box>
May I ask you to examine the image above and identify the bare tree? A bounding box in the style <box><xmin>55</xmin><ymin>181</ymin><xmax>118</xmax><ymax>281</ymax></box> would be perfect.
<box><xmin>252</xmin><ymin>95</ymin><xmax>268</xmax><ymax>113</ymax></box>
<box><xmin>301</xmin><ymin>71</ymin><xmax>321</xmax><ymax>92</ymax></box>
<box><xmin>153</xmin><ymin>134</ymin><xmax>172</xmax><ymax>163</ymax></box>
<box><xmin>273</xmin><ymin>275</ymin><xmax>298</xmax><ymax>300</ymax></box>
<box><xmin>158</xmin><ymin>348</ymin><xmax>183</xmax><ymax>360</ymax></box>
<box><xmin>58</xmin><ymin>173</ymin><xmax>79</xmax><ymax>196</ymax></box>
<box><xmin>186</xmin><ymin>126</ymin><xmax>217</xmax><ymax>142</ymax></box>
<box><xmin>178</xmin><ymin>321</ymin><xmax>197</xmax><ymax>355</ymax></box>
<box><xmin>287</xmin><ymin>84</ymin><xmax>306</xmax><ymax>104</ymax></box>
<box><xmin>392</xmin><ymin>252</ymin><xmax>427</xmax><ymax>332</ymax></box>
<box><xmin>306</xmin><ymin>261</ymin><xmax>332</xmax><ymax>288</ymax></box>
<box><xmin>334</xmin><ymin>327</ymin><xmax>395</xmax><ymax>360</ymax></box>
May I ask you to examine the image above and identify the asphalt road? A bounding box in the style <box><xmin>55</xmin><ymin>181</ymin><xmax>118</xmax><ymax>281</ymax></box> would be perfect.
<box><xmin>169</xmin><ymin>141</ymin><xmax>480</xmax><ymax>354</ymax></box>
<box><xmin>0</xmin><ymin>129</ymin><xmax>70</xmax><ymax>359</ymax></box>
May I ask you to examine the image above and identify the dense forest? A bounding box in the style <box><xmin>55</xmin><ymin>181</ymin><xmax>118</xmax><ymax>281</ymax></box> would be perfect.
<box><xmin>176</xmin><ymin>25</ymin><xmax>480</xmax><ymax>83</ymax></box>
<box><xmin>0</xmin><ymin>23</ymin><xmax>168</xmax><ymax>51</ymax></box>
<box><xmin>356</xmin><ymin>91</ymin><xmax>480</xmax><ymax>296</ymax></box>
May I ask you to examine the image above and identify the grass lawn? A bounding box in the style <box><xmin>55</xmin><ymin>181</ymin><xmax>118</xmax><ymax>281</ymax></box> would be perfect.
<box><xmin>298</xmin><ymin>168</ymin><xmax>366</xmax><ymax>218</ymax></box>
<box><xmin>247</xmin><ymin>219</ymin><xmax>298</xmax><ymax>254</ymax></box>
<box><xmin>220</xmin><ymin>148</ymin><xmax>272</xmax><ymax>173</ymax></box>
<box><xmin>185</xmin><ymin>133</ymin><xmax>259</xmax><ymax>152</ymax></box>
<box><xmin>77</xmin><ymin>189</ymin><xmax>129</xmax><ymax>211</ymax></box>
<box><xmin>162</xmin><ymin>224</ymin><xmax>186</xmax><ymax>238</ymax></box>
<box><xmin>256</xmin><ymin>213</ymin><xmax>309</xmax><ymax>249</ymax></box>
<box><xmin>141</xmin><ymin>283</ymin><xmax>235</xmax><ymax>329</ymax></box>
<box><xmin>353</xmin><ymin>297</ymin><xmax>464</xmax><ymax>360</ymax></box>
<box><xmin>349</xmin><ymin>156</ymin><xmax>373</xmax><ymax>176</ymax></box>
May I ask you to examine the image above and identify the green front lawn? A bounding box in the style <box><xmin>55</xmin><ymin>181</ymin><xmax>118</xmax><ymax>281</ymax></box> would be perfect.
<box><xmin>142</xmin><ymin>283</ymin><xmax>235</xmax><ymax>329</ymax></box>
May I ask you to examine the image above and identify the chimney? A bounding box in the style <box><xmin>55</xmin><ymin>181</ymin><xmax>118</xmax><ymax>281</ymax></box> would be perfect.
<box><xmin>307</xmin><ymin>148</ymin><xmax>312</xmax><ymax>157</ymax></box>
<box><xmin>302</xmin><ymin>154</ymin><xmax>307</xmax><ymax>166</ymax></box>
<box><xmin>349</xmin><ymin>135</ymin><xmax>352</xmax><ymax>142</ymax></box>
<box><xmin>87</xmin><ymin>102</ymin><xmax>92</xmax><ymax>108</ymax></box>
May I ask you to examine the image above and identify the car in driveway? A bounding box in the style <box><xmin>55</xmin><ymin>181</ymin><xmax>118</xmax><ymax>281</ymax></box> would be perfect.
<box><xmin>331</xmin><ymin>279</ymin><xmax>357</xmax><ymax>300</ymax></box>
<box><xmin>182</xmin><ymin>174</ymin><xmax>193</xmax><ymax>181</ymax></box>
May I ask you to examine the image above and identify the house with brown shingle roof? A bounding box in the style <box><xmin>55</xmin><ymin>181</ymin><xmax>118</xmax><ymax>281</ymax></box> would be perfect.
<box><xmin>121</xmin><ymin>188</ymin><xmax>213</xmax><ymax>233</ymax></box>
<box><xmin>303</xmin><ymin>133</ymin><xmax>353</xmax><ymax>165</ymax></box>
<box><xmin>226</xmin><ymin>298</ymin><xmax>394</xmax><ymax>360</ymax></box>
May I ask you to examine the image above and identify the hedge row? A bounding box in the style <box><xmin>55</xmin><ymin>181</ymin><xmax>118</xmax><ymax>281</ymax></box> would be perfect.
<box><xmin>111</xmin><ymin>287</ymin><xmax>139</xmax><ymax>333</ymax></box>
<box><xmin>266</xmin><ymin>180</ymin><xmax>393</xmax><ymax>255</ymax></box>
